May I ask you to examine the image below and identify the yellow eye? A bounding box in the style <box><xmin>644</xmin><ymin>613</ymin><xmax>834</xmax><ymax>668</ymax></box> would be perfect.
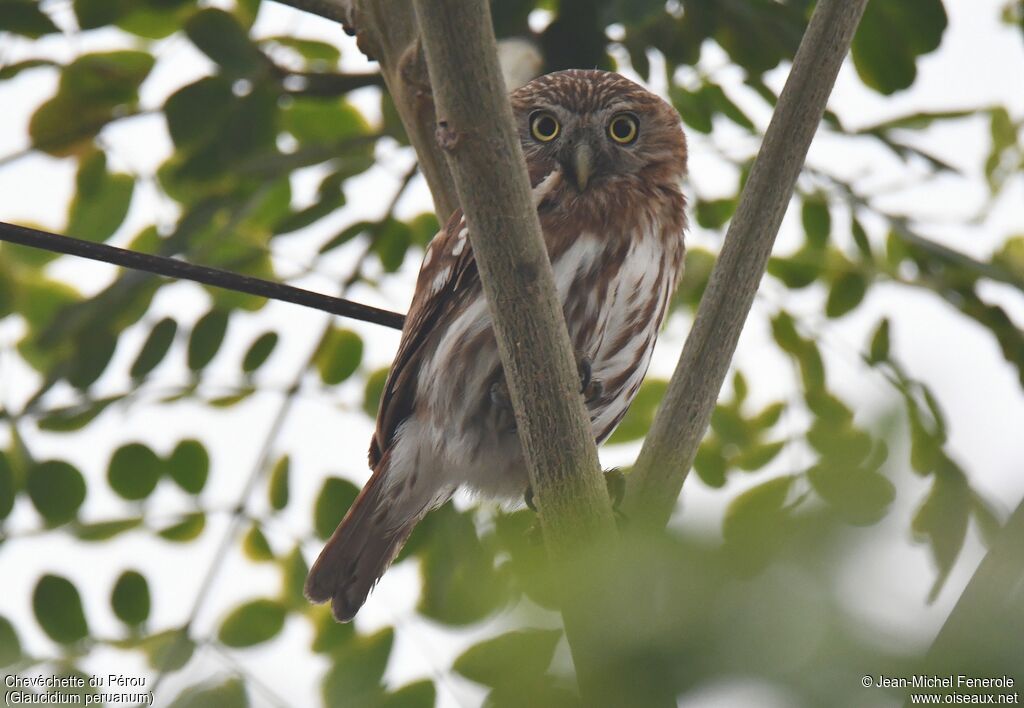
<box><xmin>608</xmin><ymin>113</ymin><xmax>639</xmax><ymax>144</ymax></box>
<box><xmin>530</xmin><ymin>111</ymin><xmax>560</xmax><ymax>142</ymax></box>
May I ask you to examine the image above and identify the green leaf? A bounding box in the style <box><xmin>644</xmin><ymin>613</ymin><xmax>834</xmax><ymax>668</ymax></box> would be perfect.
<box><xmin>734</xmin><ymin>441</ymin><xmax>785</xmax><ymax>472</ymax></box>
<box><xmin>261</xmin><ymin>35</ymin><xmax>341</xmax><ymax>64</ymax></box>
<box><xmin>218</xmin><ymin>599</ymin><xmax>286</xmax><ymax>648</ymax></box>
<box><xmin>73</xmin><ymin>0</ymin><xmax>127</xmax><ymax>29</ymax></box>
<box><xmin>851</xmin><ymin>217</ymin><xmax>873</xmax><ymax>261</ymax></box>
<box><xmin>825</xmin><ymin>271</ymin><xmax>868</xmax><ymax>318</ymax></box>
<box><xmin>108</xmin><ymin>443</ymin><xmax>162</xmax><ymax>501</ymax></box>
<box><xmin>185</xmin><ymin>8</ymin><xmax>265</xmax><ymax>76</ymax></box>
<box><xmin>167</xmin><ymin>678</ymin><xmax>247</xmax><ymax>708</ymax></box>
<box><xmin>131</xmin><ymin>317</ymin><xmax>178</xmax><ymax>378</ymax></box>
<box><xmin>143</xmin><ymin>629</ymin><xmax>194</xmax><ymax>672</ymax></box>
<box><xmin>243</xmin><ymin>524</ymin><xmax>274</xmax><ymax>561</ymax></box>
<box><xmin>111</xmin><ymin>570</ymin><xmax>150</xmax><ymax>626</ymax></box>
<box><xmin>801</xmin><ymin>196</ymin><xmax>831</xmax><ymax>248</ymax></box>
<box><xmin>282</xmin><ymin>97</ymin><xmax>371</xmax><ymax>145</ymax></box>
<box><xmin>606</xmin><ymin>379</ymin><xmax>667</xmax><ymax>444</ymax></box>
<box><xmin>187</xmin><ymin>309</ymin><xmax>229</xmax><ymax>371</ymax></box>
<box><xmin>67</xmin><ymin>327</ymin><xmax>118</xmax><ymax>389</ymax></box>
<box><xmin>311</xmin><ymin>606</ymin><xmax>354</xmax><ymax>654</ymax></box>
<box><xmin>67</xmin><ymin>151</ymin><xmax>135</xmax><ymax>242</ymax></box>
<box><xmin>808</xmin><ymin>464</ymin><xmax>895</xmax><ymax>526</ymax></box>
<box><xmin>363</xmin><ymin>367</ymin><xmax>389</xmax><ymax>417</ymax></box>
<box><xmin>0</xmin><ymin>451</ymin><xmax>14</xmax><ymax>521</ymax></box>
<box><xmin>374</xmin><ymin>218</ymin><xmax>413</xmax><ymax>273</ymax></box>
<box><xmin>75</xmin><ymin>517</ymin><xmax>142</xmax><ymax>542</ymax></box>
<box><xmin>379</xmin><ymin>681</ymin><xmax>436</xmax><ymax>708</ymax></box>
<box><xmin>33</xmin><ymin>574</ymin><xmax>89</xmax><ymax>644</ymax></box>
<box><xmin>167</xmin><ymin>439</ymin><xmax>209</xmax><ymax>495</ymax></box>
<box><xmin>670</xmin><ymin>85</ymin><xmax>713</xmax><ymax>133</ymax></box>
<box><xmin>454</xmin><ymin>629</ymin><xmax>562</xmax><ymax>689</ymax></box>
<box><xmin>0</xmin><ymin>615</ymin><xmax>21</xmax><ymax>668</ymax></box>
<box><xmin>695</xmin><ymin>198</ymin><xmax>736</xmax><ymax>230</ymax></box>
<box><xmin>722</xmin><ymin>475</ymin><xmax>795</xmax><ymax>572</ymax></box>
<box><xmin>913</xmin><ymin>463</ymin><xmax>970</xmax><ymax>602</ymax></box>
<box><xmin>0</xmin><ymin>58</ymin><xmax>58</xmax><ymax>81</ymax></box>
<box><xmin>321</xmin><ymin>629</ymin><xmax>393</xmax><ymax>706</ymax></box>
<box><xmin>314</xmin><ymin>477</ymin><xmax>359</xmax><ymax>540</ymax></box>
<box><xmin>417</xmin><ymin>504</ymin><xmax>506</xmax><ymax>625</ymax></box>
<box><xmin>281</xmin><ymin>546</ymin><xmax>309</xmax><ymax>608</ymax></box>
<box><xmin>158</xmin><ymin>512</ymin><xmax>206</xmax><ymax>542</ymax></box>
<box><xmin>27</xmin><ymin>460</ymin><xmax>86</xmax><ymax>525</ymax></box>
<box><xmin>268</xmin><ymin>455</ymin><xmax>289</xmax><ymax>510</ymax></box>
<box><xmin>852</xmin><ymin>0</ymin><xmax>948</xmax><ymax>95</ymax></box>
<box><xmin>242</xmin><ymin>331</ymin><xmax>278</xmax><ymax>373</ymax></box>
<box><xmin>0</xmin><ymin>0</ymin><xmax>59</xmax><ymax>37</ymax></box>
<box><xmin>868</xmin><ymin>318</ymin><xmax>891</xmax><ymax>364</ymax></box>
<box><xmin>315</xmin><ymin>328</ymin><xmax>363</xmax><ymax>385</ymax></box>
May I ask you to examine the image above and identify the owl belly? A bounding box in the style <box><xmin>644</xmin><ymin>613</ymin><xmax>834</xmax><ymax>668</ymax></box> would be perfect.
<box><xmin>407</xmin><ymin>230</ymin><xmax>679</xmax><ymax>500</ymax></box>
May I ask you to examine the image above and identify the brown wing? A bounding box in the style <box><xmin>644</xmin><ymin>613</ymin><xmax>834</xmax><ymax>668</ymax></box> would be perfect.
<box><xmin>368</xmin><ymin>210</ymin><xmax>478</xmax><ymax>468</ymax></box>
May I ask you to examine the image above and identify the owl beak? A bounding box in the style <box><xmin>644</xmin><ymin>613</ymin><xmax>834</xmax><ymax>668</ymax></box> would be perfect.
<box><xmin>562</xmin><ymin>142</ymin><xmax>594</xmax><ymax>192</ymax></box>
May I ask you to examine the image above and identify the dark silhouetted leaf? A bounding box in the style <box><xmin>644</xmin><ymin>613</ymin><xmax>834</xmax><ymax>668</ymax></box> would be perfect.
<box><xmin>27</xmin><ymin>460</ymin><xmax>86</xmax><ymax>525</ymax></box>
<box><xmin>0</xmin><ymin>0</ymin><xmax>59</xmax><ymax>37</ymax></box>
<box><xmin>454</xmin><ymin>629</ymin><xmax>562</xmax><ymax>689</ymax></box>
<box><xmin>801</xmin><ymin>196</ymin><xmax>831</xmax><ymax>247</ymax></box>
<box><xmin>242</xmin><ymin>331</ymin><xmax>277</xmax><ymax>373</ymax></box>
<box><xmin>131</xmin><ymin>317</ymin><xmax>177</xmax><ymax>378</ymax></box>
<box><xmin>108</xmin><ymin>443</ymin><xmax>162</xmax><ymax>501</ymax></box>
<box><xmin>314</xmin><ymin>477</ymin><xmax>359</xmax><ymax>540</ymax></box>
<box><xmin>218</xmin><ymin>599</ymin><xmax>286</xmax><ymax>647</ymax></box>
<box><xmin>167</xmin><ymin>439</ymin><xmax>209</xmax><ymax>495</ymax></box>
<box><xmin>67</xmin><ymin>327</ymin><xmax>117</xmax><ymax>389</ymax></box>
<box><xmin>33</xmin><ymin>574</ymin><xmax>89</xmax><ymax>644</ymax></box>
<box><xmin>187</xmin><ymin>309</ymin><xmax>229</xmax><ymax>371</ymax></box>
<box><xmin>111</xmin><ymin>570</ymin><xmax>150</xmax><ymax>626</ymax></box>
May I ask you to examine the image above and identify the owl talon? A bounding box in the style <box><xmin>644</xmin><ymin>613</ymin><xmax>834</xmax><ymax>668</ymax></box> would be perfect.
<box><xmin>490</xmin><ymin>380</ymin><xmax>517</xmax><ymax>433</ymax></box>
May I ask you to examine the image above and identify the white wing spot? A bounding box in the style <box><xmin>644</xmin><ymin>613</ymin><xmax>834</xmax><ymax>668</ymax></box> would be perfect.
<box><xmin>422</xmin><ymin>242</ymin><xmax>434</xmax><ymax>266</ymax></box>
<box><xmin>452</xmin><ymin>230</ymin><xmax>467</xmax><ymax>256</ymax></box>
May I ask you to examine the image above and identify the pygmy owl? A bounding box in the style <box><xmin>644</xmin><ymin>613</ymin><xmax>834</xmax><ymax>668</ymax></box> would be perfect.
<box><xmin>306</xmin><ymin>69</ymin><xmax>688</xmax><ymax>621</ymax></box>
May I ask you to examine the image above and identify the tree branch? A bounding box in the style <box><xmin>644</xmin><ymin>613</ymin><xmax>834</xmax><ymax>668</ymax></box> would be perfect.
<box><xmin>622</xmin><ymin>0</ymin><xmax>870</xmax><ymax>529</ymax></box>
<box><xmin>0</xmin><ymin>221</ymin><xmax>405</xmax><ymax>330</ymax></box>
<box><xmin>411</xmin><ymin>0</ymin><xmax>619</xmax><ymax>701</ymax></box>
<box><xmin>907</xmin><ymin>495</ymin><xmax>1024</xmax><ymax>705</ymax></box>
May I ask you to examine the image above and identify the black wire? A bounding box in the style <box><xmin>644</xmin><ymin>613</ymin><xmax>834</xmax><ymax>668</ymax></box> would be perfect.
<box><xmin>0</xmin><ymin>220</ymin><xmax>407</xmax><ymax>331</ymax></box>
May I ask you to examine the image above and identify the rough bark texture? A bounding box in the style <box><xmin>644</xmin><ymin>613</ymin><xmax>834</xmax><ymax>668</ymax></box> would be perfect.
<box><xmin>622</xmin><ymin>0</ymin><xmax>871</xmax><ymax>530</ymax></box>
<box><xmin>411</xmin><ymin>0</ymin><xmax>622</xmax><ymax>702</ymax></box>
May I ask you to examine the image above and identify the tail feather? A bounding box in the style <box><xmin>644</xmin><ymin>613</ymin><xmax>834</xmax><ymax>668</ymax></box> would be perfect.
<box><xmin>305</xmin><ymin>455</ymin><xmax>419</xmax><ymax>622</ymax></box>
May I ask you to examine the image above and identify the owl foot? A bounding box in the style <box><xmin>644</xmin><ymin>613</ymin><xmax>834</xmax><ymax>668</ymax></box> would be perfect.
<box><xmin>577</xmin><ymin>355</ymin><xmax>603</xmax><ymax>404</ymax></box>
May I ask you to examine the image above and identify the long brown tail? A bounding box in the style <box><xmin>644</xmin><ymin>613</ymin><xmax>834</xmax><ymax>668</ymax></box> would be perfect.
<box><xmin>305</xmin><ymin>455</ymin><xmax>419</xmax><ymax>622</ymax></box>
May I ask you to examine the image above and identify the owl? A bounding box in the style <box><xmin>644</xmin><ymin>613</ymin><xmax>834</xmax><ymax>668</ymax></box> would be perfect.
<box><xmin>306</xmin><ymin>69</ymin><xmax>688</xmax><ymax>622</ymax></box>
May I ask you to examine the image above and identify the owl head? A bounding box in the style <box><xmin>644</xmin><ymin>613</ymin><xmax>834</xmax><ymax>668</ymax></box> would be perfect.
<box><xmin>510</xmin><ymin>69</ymin><xmax>687</xmax><ymax>204</ymax></box>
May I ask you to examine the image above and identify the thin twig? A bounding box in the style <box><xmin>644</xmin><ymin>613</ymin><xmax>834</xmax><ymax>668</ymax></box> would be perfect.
<box><xmin>0</xmin><ymin>221</ymin><xmax>405</xmax><ymax>330</ymax></box>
